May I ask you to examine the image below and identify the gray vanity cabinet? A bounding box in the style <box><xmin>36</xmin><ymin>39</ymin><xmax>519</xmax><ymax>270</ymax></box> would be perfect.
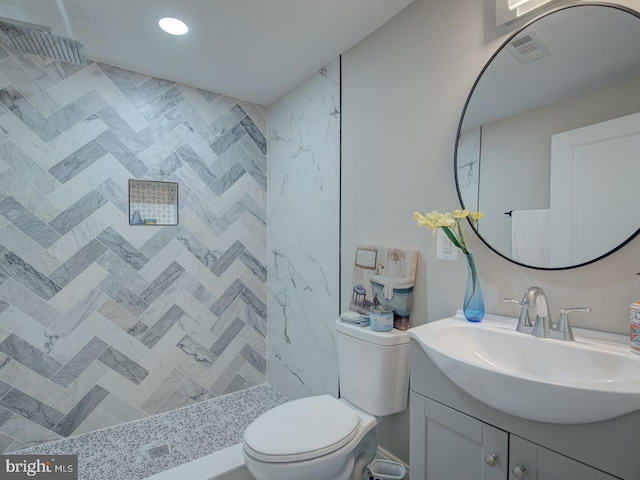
<box><xmin>414</xmin><ymin>393</ymin><xmax>619</xmax><ymax>480</ymax></box>
<box><xmin>508</xmin><ymin>435</ymin><xmax>618</xmax><ymax>480</ymax></box>
<box><xmin>422</xmin><ymin>396</ymin><xmax>508</xmax><ymax>479</ymax></box>
<box><xmin>410</xmin><ymin>337</ymin><xmax>634</xmax><ymax>480</ymax></box>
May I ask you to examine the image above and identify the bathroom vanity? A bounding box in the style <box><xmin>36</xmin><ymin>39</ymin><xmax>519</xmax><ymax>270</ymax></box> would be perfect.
<box><xmin>408</xmin><ymin>316</ymin><xmax>639</xmax><ymax>480</ymax></box>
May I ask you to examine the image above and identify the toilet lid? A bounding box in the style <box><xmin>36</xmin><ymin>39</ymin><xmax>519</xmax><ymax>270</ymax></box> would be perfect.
<box><xmin>243</xmin><ymin>395</ymin><xmax>360</xmax><ymax>463</ymax></box>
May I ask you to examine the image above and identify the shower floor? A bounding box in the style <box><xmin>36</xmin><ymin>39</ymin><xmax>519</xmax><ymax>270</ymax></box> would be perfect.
<box><xmin>17</xmin><ymin>384</ymin><xmax>287</xmax><ymax>480</ymax></box>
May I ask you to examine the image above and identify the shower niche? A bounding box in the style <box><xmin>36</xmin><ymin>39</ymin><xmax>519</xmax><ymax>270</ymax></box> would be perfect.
<box><xmin>128</xmin><ymin>179</ymin><xmax>179</xmax><ymax>226</ymax></box>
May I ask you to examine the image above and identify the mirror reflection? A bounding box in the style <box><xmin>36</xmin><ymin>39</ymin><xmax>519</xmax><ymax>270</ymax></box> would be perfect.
<box><xmin>456</xmin><ymin>4</ymin><xmax>640</xmax><ymax>269</ymax></box>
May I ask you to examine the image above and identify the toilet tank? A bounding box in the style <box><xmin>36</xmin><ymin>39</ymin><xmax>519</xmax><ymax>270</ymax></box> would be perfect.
<box><xmin>336</xmin><ymin>319</ymin><xmax>409</xmax><ymax>416</ymax></box>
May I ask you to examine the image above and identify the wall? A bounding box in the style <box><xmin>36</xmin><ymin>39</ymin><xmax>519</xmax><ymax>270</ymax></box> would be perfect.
<box><xmin>0</xmin><ymin>47</ymin><xmax>268</xmax><ymax>452</ymax></box>
<box><xmin>341</xmin><ymin>0</ymin><xmax>640</xmax><ymax>463</ymax></box>
<box><xmin>266</xmin><ymin>59</ymin><xmax>341</xmax><ymax>400</ymax></box>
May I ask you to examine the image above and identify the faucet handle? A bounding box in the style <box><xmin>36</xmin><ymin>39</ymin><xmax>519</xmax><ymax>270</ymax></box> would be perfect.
<box><xmin>503</xmin><ymin>297</ymin><xmax>533</xmax><ymax>331</ymax></box>
<box><xmin>555</xmin><ymin>307</ymin><xmax>591</xmax><ymax>341</ymax></box>
<box><xmin>503</xmin><ymin>297</ymin><xmax>521</xmax><ymax>306</ymax></box>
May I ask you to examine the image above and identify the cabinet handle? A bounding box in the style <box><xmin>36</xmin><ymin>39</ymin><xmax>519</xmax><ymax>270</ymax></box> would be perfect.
<box><xmin>512</xmin><ymin>465</ymin><xmax>526</xmax><ymax>479</ymax></box>
<box><xmin>484</xmin><ymin>454</ymin><xmax>498</xmax><ymax>467</ymax></box>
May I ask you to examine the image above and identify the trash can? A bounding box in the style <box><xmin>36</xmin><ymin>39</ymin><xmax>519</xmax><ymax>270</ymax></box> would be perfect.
<box><xmin>368</xmin><ymin>459</ymin><xmax>406</xmax><ymax>480</ymax></box>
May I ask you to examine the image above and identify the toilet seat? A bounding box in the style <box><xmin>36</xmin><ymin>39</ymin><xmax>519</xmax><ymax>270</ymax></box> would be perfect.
<box><xmin>243</xmin><ymin>395</ymin><xmax>360</xmax><ymax>463</ymax></box>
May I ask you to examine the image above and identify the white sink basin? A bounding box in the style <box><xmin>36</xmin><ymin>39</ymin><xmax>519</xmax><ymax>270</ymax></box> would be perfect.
<box><xmin>408</xmin><ymin>314</ymin><xmax>640</xmax><ymax>424</ymax></box>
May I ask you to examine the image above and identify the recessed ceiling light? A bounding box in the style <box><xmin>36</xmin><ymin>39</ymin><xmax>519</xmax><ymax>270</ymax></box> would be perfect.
<box><xmin>158</xmin><ymin>17</ymin><xmax>188</xmax><ymax>36</ymax></box>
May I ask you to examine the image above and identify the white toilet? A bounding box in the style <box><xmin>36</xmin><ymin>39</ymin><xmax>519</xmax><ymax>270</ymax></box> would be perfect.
<box><xmin>243</xmin><ymin>319</ymin><xmax>410</xmax><ymax>480</ymax></box>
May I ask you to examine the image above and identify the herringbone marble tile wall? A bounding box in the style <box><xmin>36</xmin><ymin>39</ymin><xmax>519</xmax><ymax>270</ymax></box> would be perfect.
<box><xmin>0</xmin><ymin>45</ymin><xmax>268</xmax><ymax>453</ymax></box>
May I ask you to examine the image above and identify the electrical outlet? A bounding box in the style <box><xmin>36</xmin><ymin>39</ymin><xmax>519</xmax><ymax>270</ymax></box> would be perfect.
<box><xmin>437</xmin><ymin>228</ymin><xmax>458</xmax><ymax>261</ymax></box>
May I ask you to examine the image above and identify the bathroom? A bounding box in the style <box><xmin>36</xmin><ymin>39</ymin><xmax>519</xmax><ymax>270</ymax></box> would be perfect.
<box><xmin>0</xmin><ymin>0</ymin><xmax>638</xmax><ymax>478</ymax></box>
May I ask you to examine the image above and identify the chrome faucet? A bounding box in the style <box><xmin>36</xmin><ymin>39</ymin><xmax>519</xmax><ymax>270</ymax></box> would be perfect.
<box><xmin>504</xmin><ymin>286</ymin><xmax>550</xmax><ymax>336</ymax></box>
<box><xmin>504</xmin><ymin>287</ymin><xmax>591</xmax><ymax>341</ymax></box>
<box><xmin>530</xmin><ymin>288</ymin><xmax>552</xmax><ymax>338</ymax></box>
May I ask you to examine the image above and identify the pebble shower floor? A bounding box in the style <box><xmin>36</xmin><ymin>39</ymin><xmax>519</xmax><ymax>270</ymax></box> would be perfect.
<box><xmin>17</xmin><ymin>385</ymin><xmax>287</xmax><ymax>480</ymax></box>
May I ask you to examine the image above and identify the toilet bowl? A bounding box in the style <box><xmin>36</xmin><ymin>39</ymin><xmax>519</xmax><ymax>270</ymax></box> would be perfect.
<box><xmin>243</xmin><ymin>395</ymin><xmax>377</xmax><ymax>480</ymax></box>
<box><xmin>243</xmin><ymin>320</ymin><xmax>410</xmax><ymax>480</ymax></box>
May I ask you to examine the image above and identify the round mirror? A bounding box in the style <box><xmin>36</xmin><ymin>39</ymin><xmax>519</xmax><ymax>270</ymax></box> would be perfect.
<box><xmin>455</xmin><ymin>4</ymin><xmax>640</xmax><ymax>270</ymax></box>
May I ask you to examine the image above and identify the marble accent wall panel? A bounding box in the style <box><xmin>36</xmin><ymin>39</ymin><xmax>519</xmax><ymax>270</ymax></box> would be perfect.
<box><xmin>266</xmin><ymin>59</ymin><xmax>340</xmax><ymax>399</ymax></box>
<box><xmin>0</xmin><ymin>45</ymin><xmax>267</xmax><ymax>453</ymax></box>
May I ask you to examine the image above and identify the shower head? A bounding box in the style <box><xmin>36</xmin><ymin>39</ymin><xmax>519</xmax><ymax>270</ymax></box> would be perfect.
<box><xmin>0</xmin><ymin>17</ymin><xmax>86</xmax><ymax>66</ymax></box>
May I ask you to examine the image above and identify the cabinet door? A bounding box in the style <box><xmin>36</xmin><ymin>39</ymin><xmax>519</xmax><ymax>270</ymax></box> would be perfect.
<box><xmin>424</xmin><ymin>398</ymin><xmax>508</xmax><ymax>480</ymax></box>
<box><xmin>509</xmin><ymin>435</ymin><xmax>620</xmax><ymax>480</ymax></box>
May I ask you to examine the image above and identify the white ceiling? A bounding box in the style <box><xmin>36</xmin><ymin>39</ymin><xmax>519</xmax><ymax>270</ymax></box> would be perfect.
<box><xmin>0</xmin><ymin>0</ymin><xmax>414</xmax><ymax>106</ymax></box>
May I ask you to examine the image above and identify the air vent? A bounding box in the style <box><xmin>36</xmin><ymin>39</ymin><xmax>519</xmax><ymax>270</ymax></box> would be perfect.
<box><xmin>506</xmin><ymin>30</ymin><xmax>551</xmax><ymax>65</ymax></box>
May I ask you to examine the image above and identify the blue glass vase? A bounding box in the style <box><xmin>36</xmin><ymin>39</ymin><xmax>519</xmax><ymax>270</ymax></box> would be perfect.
<box><xmin>463</xmin><ymin>253</ymin><xmax>484</xmax><ymax>322</ymax></box>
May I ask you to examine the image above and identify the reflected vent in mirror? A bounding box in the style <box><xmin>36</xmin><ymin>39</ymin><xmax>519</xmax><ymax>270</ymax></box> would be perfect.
<box><xmin>507</xmin><ymin>31</ymin><xmax>551</xmax><ymax>65</ymax></box>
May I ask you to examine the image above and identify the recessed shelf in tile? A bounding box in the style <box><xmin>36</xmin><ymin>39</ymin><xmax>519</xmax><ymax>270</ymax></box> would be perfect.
<box><xmin>128</xmin><ymin>180</ymin><xmax>178</xmax><ymax>226</ymax></box>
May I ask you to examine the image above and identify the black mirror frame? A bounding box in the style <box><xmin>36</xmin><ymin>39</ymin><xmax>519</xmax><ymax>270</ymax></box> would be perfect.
<box><xmin>454</xmin><ymin>3</ymin><xmax>640</xmax><ymax>271</ymax></box>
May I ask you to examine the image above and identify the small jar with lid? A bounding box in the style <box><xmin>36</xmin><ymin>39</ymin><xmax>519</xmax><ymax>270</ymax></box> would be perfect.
<box><xmin>370</xmin><ymin>306</ymin><xmax>394</xmax><ymax>332</ymax></box>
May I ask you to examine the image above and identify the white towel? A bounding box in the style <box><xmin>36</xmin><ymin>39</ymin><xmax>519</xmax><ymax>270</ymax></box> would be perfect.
<box><xmin>511</xmin><ymin>209</ymin><xmax>550</xmax><ymax>266</ymax></box>
<box><xmin>383</xmin><ymin>282</ymin><xmax>395</xmax><ymax>301</ymax></box>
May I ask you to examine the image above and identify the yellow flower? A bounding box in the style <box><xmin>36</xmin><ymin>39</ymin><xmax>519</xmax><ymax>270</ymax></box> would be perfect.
<box><xmin>414</xmin><ymin>208</ymin><xmax>483</xmax><ymax>256</ymax></box>
<box><xmin>452</xmin><ymin>209</ymin><xmax>469</xmax><ymax>219</ymax></box>
<box><xmin>423</xmin><ymin>211</ymin><xmax>441</xmax><ymax>227</ymax></box>
<box><xmin>413</xmin><ymin>211</ymin><xmax>431</xmax><ymax>228</ymax></box>
<box><xmin>469</xmin><ymin>211</ymin><xmax>483</xmax><ymax>222</ymax></box>
<box><xmin>436</xmin><ymin>212</ymin><xmax>456</xmax><ymax>229</ymax></box>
